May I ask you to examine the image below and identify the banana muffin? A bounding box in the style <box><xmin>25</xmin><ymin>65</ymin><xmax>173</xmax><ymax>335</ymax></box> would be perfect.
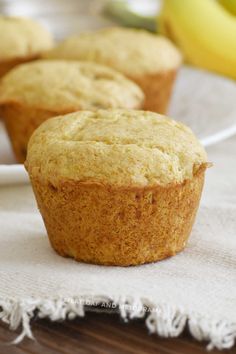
<box><xmin>43</xmin><ymin>27</ymin><xmax>182</xmax><ymax>114</ymax></box>
<box><xmin>0</xmin><ymin>60</ymin><xmax>144</xmax><ymax>162</ymax></box>
<box><xmin>25</xmin><ymin>109</ymin><xmax>208</xmax><ymax>266</ymax></box>
<box><xmin>0</xmin><ymin>16</ymin><xmax>53</xmax><ymax>78</ymax></box>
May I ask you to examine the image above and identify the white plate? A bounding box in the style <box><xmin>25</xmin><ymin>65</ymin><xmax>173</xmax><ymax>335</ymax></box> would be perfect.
<box><xmin>1</xmin><ymin>65</ymin><xmax>236</xmax><ymax>185</ymax></box>
<box><xmin>169</xmin><ymin>66</ymin><xmax>236</xmax><ymax>146</ymax></box>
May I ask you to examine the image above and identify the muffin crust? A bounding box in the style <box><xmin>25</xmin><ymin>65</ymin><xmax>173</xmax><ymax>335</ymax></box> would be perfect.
<box><xmin>44</xmin><ymin>27</ymin><xmax>182</xmax><ymax>77</ymax></box>
<box><xmin>0</xmin><ymin>16</ymin><xmax>53</xmax><ymax>62</ymax></box>
<box><xmin>43</xmin><ymin>27</ymin><xmax>181</xmax><ymax>114</ymax></box>
<box><xmin>0</xmin><ymin>60</ymin><xmax>144</xmax><ymax>111</ymax></box>
<box><xmin>27</xmin><ymin>109</ymin><xmax>207</xmax><ymax>187</ymax></box>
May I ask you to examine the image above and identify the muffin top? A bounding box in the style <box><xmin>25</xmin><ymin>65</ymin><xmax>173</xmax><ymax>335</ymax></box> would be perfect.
<box><xmin>0</xmin><ymin>60</ymin><xmax>144</xmax><ymax>111</ymax></box>
<box><xmin>0</xmin><ymin>16</ymin><xmax>53</xmax><ymax>62</ymax></box>
<box><xmin>43</xmin><ymin>27</ymin><xmax>182</xmax><ymax>77</ymax></box>
<box><xmin>26</xmin><ymin>110</ymin><xmax>207</xmax><ymax>187</ymax></box>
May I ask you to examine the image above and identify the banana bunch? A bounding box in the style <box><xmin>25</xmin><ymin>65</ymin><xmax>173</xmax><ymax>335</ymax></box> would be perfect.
<box><xmin>159</xmin><ymin>0</ymin><xmax>236</xmax><ymax>80</ymax></box>
<box><xmin>219</xmin><ymin>0</ymin><xmax>236</xmax><ymax>16</ymax></box>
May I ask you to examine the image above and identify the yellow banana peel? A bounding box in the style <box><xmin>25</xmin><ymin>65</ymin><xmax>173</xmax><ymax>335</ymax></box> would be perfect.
<box><xmin>159</xmin><ymin>0</ymin><xmax>236</xmax><ymax>80</ymax></box>
<box><xmin>218</xmin><ymin>0</ymin><xmax>236</xmax><ymax>16</ymax></box>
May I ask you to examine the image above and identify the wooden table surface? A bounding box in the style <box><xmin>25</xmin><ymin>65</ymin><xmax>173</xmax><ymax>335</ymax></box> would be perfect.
<box><xmin>0</xmin><ymin>311</ymin><xmax>235</xmax><ymax>354</ymax></box>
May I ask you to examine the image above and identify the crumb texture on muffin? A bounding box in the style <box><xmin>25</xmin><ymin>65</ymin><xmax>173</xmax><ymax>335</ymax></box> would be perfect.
<box><xmin>26</xmin><ymin>109</ymin><xmax>207</xmax><ymax>266</ymax></box>
<box><xmin>43</xmin><ymin>27</ymin><xmax>182</xmax><ymax>76</ymax></box>
<box><xmin>0</xmin><ymin>16</ymin><xmax>53</xmax><ymax>61</ymax></box>
<box><xmin>0</xmin><ymin>60</ymin><xmax>144</xmax><ymax>111</ymax></box>
<box><xmin>26</xmin><ymin>109</ymin><xmax>207</xmax><ymax>187</ymax></box>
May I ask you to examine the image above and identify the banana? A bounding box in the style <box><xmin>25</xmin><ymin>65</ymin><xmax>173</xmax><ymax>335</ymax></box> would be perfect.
<box><xmin>218</xmin><ymin>0</ymin><xmax>236</xmax><ymax>16</ymax></box>
<box><xmin>159</xmin><ymin>0</ymin><xmax>236</xmax><ymax>80</ymax></box>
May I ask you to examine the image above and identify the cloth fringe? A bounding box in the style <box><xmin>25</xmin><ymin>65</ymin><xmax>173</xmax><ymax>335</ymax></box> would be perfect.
<box><xmin>0</xmin><ymin>296</ymin><xmax>235</xmax><ymax>350</ymax></box>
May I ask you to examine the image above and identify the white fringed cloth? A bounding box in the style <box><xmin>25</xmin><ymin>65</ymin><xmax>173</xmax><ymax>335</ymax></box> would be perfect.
<box><xmin>0</xmin><ymin>137</ymin><xmax>236</xmax><ymax>350</ymax></box>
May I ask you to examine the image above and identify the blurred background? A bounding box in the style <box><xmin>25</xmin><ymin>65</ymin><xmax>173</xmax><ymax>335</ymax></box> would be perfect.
<box><xmin>1</xmin><ymin>0</ymin><xmax>236</xmax><ymax>81</ymax></box>
<box><xmin>0</xmin><ymin>0</ymin><xmax>115</xmax><ymax>40</ymax></box>
<box><xmin>1</xmin><ymin>0</ymin><xmax>236</xmax><ymax>155</ymax></box>
<box><xmin>0</xmin><ymin>0</ymin><xmax>161</xmax><ymax>40</ymax></box>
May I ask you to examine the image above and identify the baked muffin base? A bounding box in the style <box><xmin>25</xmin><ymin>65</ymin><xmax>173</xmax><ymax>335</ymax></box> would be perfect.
<box><xmin>0</xmin><ymin>103</ymin><xmax>69</xmax><ymax>162</ymax></box>
<box><xmin>131</xmin><ymin>69</ymin><xmax>178</xmax><ymax>114</ymax></box>
<box><xmin>28</xmin><ymin>165</ymin><xmax>206</xmax><ymax>266</ymax></box>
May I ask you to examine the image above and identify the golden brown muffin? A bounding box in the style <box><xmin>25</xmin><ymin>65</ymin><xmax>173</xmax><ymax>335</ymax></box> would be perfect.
<box><xmin>0</xmin><ymin>60</ymin><xmax>144</xmax><ymax>162</ymax></box>
<box><xmin>43</xmin><ymin>27</ymin><xmax>182</xmax><ymax>113</ymax></box>
<box><xmin>0</xmin><ymin>16</ymin><xmax>53</xmax><ymax>78</ymax></box>
<box><xmin>25</xmin><ymin>109</ymin><xmax>208</xmax><ymax>266</ymax></box>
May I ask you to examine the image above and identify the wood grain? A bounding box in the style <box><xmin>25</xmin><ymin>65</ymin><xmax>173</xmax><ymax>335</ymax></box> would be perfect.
<box><xmin>0</xmin><ymin>311</ymin><xmax>235</xmax><ymax>354</ymax></box>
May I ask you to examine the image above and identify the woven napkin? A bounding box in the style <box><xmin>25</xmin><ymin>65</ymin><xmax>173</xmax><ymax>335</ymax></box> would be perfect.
<box><xmin>0</xmin><ymin>137</ymin><xmax>236</xmax><ymax>350</ymax></box>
